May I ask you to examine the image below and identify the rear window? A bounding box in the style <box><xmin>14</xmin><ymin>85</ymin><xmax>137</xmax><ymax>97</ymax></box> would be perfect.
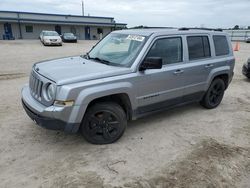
<box><xmin>213</xmin><ymin>35</ymin><xmax>229</xmax><ymax>56</ymax></box>
<box><xmin>187</xmin><ymin>36</ymin><xmax>211</xmax><ymax>60</ymax></box>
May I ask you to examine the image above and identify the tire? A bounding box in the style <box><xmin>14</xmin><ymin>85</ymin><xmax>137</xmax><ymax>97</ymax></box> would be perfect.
<box><xmin>81</xmin><ymin>102</ymin><xmax>127</xmax><ymax>144</ymax></box>
<box><xmin>200</xmin><ymin>78</ymin><xmax>225</xmax><ymax>109</ymax></box>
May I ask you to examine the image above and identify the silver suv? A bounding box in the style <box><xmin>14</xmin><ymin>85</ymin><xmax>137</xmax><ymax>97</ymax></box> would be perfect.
<box><xmin>22</xmin><ymin>28</ymin><xmax>235</xmax><ymax>144</ymax></box>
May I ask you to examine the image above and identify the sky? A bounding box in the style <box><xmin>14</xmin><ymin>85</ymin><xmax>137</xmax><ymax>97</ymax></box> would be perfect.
<box><xmin>0</xmin><ymin>0</ymin><xmax>250</xmax><ymax>28</ymax></box>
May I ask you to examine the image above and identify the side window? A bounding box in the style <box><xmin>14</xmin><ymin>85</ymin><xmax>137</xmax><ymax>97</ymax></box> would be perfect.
<box><xmin>147</xmin><ymin>37</ymin><xmax>183</xmax><ymax>65</ymax></box>
<box><xmin>25</xmin><ymin>25</ymin><xmax>33</xmax><ymax>33</ymax></box>
<box><xmin>187</xmin><ymin>36</ymin><xmax>211</xmax><ymax>60</ymax></box>
<box><xmin>213</xmin><ymin>35</ymin><xmax>229</xmax><ymax>56</ymax></box>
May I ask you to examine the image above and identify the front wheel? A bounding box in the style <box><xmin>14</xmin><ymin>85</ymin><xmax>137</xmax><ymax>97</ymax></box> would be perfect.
<box><xmin>200</xmin><ymin>78</ymin><xmax>225</xmax><ymax>109</ymax></box>
<box><xmin>81</xmin><ymin>102</ymin><xmax>127</xmax><ymax>144</ymax></box>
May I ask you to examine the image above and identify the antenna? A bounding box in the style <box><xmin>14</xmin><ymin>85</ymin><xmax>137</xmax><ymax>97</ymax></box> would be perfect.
<box><xmin>81</xmin><ymin>0</ymin><xmax>84</xmax><ymax>16</ymax></box>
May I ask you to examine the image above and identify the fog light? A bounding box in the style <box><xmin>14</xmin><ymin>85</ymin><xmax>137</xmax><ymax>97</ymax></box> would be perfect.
<box><xmin>54</xmin><ymin>100</ymin><xmax>74</xmax><ymax>107</ymax></box>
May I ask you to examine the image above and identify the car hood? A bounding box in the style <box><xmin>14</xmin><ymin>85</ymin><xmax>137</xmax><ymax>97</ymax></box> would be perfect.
<box><xmin>34</xmin><ymin>56</ymin><xmax>132</xmax><ymax>85</ymax></box>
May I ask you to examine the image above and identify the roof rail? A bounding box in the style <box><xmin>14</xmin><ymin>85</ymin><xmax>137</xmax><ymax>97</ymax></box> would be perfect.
<box><xmin>179</xmin><ymin>27</ymin><xmax>223</xmax><ymax>32</ymax></box>
<box><xmin>143</xmin><ymin>27</ymin><xmax>175</xmax><ymax>29</ymax></box>
<box><xmin>128</xmin><ymin>26</ymin><xmax>176</xmax><ymax>29</ymax></box>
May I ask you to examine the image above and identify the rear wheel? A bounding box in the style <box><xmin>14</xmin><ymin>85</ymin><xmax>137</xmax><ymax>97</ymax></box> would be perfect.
<box><xmin>81</xmin><ymin>102</ymin><xmax>127</xmax><ymax>144</ymax></box>
<box><xmin>200</xmin><ymin>78</ymin><xmax>225</xmax><ymax>109</ymax></box>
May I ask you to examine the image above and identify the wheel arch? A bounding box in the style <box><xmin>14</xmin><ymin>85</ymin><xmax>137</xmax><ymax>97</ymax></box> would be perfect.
<box><xmin>71</xmin><ymin>82</ymin><xmax>136</xmax><ymax>129</ymax></box>
<box><xmin>206</xmin><ymin>66</ymin><xmax>231</xmax><ymax>90</ymax></box>
<box><xmin>212</xmin><ymin>74</ymin><xmax>229</xmax><ymax>89</ymax></box>
<box><xmin>86</xmin><ymin>93</ymin><xmax>133</xmax><ymax>120</ymax></box>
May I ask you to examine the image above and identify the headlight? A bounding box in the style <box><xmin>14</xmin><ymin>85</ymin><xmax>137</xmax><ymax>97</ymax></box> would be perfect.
<box><xmin>43</xmin><ymin>83</ymin><xmax>56</xmax><ymax>102</ymax></box>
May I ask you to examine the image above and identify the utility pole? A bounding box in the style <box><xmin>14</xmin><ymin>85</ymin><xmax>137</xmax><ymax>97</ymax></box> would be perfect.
<box><xmin>82</xmin><ymin>1</ymin><xmax>84</xmax><ymax>16</ymax></box>
<box><xmin>17</xmin><ymin>12</ymin><xmax>22</xmax><ymax>39</ymax></box>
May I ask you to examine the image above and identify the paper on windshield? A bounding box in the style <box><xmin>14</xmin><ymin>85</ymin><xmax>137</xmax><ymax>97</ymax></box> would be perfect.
<box><xmin>126</xmin><ymin>35</ymin><xmax>145</xmax><ymax>42</ymax></box>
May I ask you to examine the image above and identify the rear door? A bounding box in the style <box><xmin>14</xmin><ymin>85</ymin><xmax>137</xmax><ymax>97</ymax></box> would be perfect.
<box><xmin>136</xmin><ymin>36</ymin><xmax>187</xmax><ymax>114</ymax></box>
<box><xmin>181</xmin><ymin>35</ymin><xmax>213</xmax><ymax>102</ymax></box>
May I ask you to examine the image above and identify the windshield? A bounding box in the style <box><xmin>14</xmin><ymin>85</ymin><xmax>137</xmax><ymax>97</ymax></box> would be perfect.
<box><xmin>87</xmin><ymin>33</ymin><xmax>147</xmax><ymax>67</ymax></box>
<box><xmin>44</xmin><ymin>31</ymin><xmax>59</xmax><ymax>36</ymax></box>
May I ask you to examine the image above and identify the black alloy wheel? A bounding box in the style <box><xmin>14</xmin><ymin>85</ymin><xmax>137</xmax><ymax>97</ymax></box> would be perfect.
<box><xmin>200</xmin><ymin>78</ymin><xmax>225</xmax><ymax>109</ymax></box>
<box><xmin>81</xmin><ymin>102</ymin><xmax>127</xmax><ymax>144</ymax></box>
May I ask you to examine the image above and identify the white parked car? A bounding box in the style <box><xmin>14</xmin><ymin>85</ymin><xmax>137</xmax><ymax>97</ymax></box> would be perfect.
<box><xmin>40</xmin><ymin>31</ymin><xmax>62</xmax><ymax>46</ymax></box>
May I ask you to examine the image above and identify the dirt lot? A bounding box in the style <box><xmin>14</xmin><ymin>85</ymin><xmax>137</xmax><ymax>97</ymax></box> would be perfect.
<box><xmin>0</xmin><ymin>40</ymin><xmax>249</xmax><ymax>188</ymax></box>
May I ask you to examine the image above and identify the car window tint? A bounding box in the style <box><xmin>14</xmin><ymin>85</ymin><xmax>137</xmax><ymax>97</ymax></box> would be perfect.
<box><xmin>213</xmin><ymin>35</ymin><xmax>229</xmax><ymax>56</ymax></box>
<box><xmin>187</xmin><ymin>36</ymin><xmax>211</xmax><ymax>60</ymax></box>
<box><xmin>147</xmin><ymin>37</ymin><xmax>183</xmax><ymax>65</ymax></box>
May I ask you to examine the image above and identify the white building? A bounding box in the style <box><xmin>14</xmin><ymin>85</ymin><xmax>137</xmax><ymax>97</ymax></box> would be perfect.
<box><xmin>0</xmin><ymin>11</ymin><xmax>127</xmax><ymax>40</ymax></box>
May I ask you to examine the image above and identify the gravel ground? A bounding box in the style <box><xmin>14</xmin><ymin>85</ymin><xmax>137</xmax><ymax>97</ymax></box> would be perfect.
<box><xmin>0</xmin><ymin>40</ymin><xmax>249</xmax><ymax>188</ymax></box>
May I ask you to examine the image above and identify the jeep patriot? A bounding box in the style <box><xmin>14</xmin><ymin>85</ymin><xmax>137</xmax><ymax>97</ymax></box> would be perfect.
<box><xmin>21</xmin><ymin>28</ymin><xmax>235</xmax><ymax>144</ymax></box>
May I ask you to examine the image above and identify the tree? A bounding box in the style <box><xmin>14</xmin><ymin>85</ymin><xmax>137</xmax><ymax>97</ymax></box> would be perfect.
<box><xmin>233</xmin><ymin>25</ymin><xmax>240</xmax><ymax>30</ymax></box>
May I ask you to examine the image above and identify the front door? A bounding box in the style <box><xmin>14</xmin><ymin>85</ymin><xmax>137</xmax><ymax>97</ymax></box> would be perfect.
<box><xmin>85</xmin><ymin>26</ymin><xmax>90</xmax><ymax>40</ymax></box>
<box><xmin>136</xmin><ymin>36</ymin><xmax>186</xmax><ymax>114</ymax></box>
<box><xmin>4</xmin><ymin>23</ymin><xmax>13</xmax><ymax>39</ymax></box>
<box><xmin>55</xmin><ymin>25</ymin><xmax>61</xmax><ymax>35</ymax></box>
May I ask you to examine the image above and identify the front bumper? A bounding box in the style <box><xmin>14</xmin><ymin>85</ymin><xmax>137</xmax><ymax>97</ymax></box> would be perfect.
<box><xmin>63</xmin><ymin>38</ymin><xmax>77</xmax><ymax>42</ymax></box>
<box><xmin>242</xmin><ymin>64</ymin><xmax>250</xmax><ymax>78</ymax></box>
<box><xmin>43</xmin><ymin>40</ymin><xmax>62</xmax><ymax>45</ymax></box>
<box><xmin>21</xmin><ymin>85</ymin><xmax>80</xmax><ymax>133</ymax></box>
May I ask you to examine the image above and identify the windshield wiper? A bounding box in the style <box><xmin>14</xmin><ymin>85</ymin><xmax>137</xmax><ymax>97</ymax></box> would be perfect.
<box><xmin>81</xmin><ymin>53</ymin><xmax>114</xmax><ymax>66</ymax></box>
<box><xmin>88</xmin><ymin>57</ymin><xmax>112</xmax><ymax>65</ymax></box>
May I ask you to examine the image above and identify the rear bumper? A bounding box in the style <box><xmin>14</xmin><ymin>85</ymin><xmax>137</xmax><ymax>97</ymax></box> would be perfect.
<box><xmin>21</xmin><ymin>85</ymin><xmax>80</xmax><ymax>133</ymax></box>
<box><xmin>242</xmin><ymin>64</ymin><xmax>250</xmax><ymax>78</ymax></box>
<box><xmin>229</xmin><ymin>71</ymin><xmax>234</xmax><ymax>84</ymax></box>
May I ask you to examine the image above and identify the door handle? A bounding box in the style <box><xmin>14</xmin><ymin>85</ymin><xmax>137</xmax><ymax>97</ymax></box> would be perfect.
<box><xmin>205</xmin><ymin>64</ymin><xmax>214</xmax><ymax>68</ymax></box>
<box><xmin>173</xmin><ymin>69</ymin><xmax>184</xmax><ymax>75</ymax></box>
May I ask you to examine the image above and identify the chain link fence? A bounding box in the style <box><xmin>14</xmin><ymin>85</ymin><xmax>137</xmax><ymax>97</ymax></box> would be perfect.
<box><xmin>224</xmin><ymin>30</ymin><xmax>250</xmax><ymax>41</ymax></box>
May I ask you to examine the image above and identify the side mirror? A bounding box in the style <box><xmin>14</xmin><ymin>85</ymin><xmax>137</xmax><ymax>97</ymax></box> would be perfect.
<box><xmin>139</xmin><ymin>57</ymin><xmax>163</xmax><ymax>71</ymax></box>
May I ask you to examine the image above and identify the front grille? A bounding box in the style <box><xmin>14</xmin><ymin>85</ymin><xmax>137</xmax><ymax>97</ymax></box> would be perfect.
<box><xmin>29</xmin><ymin>72</ymin><xmax>43</xmax><ymax>101</ymax></box>
<box><xmin>50</xmin><ymin>39</ymin><xmax>57</xmax><ymax>42</ymax></box>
